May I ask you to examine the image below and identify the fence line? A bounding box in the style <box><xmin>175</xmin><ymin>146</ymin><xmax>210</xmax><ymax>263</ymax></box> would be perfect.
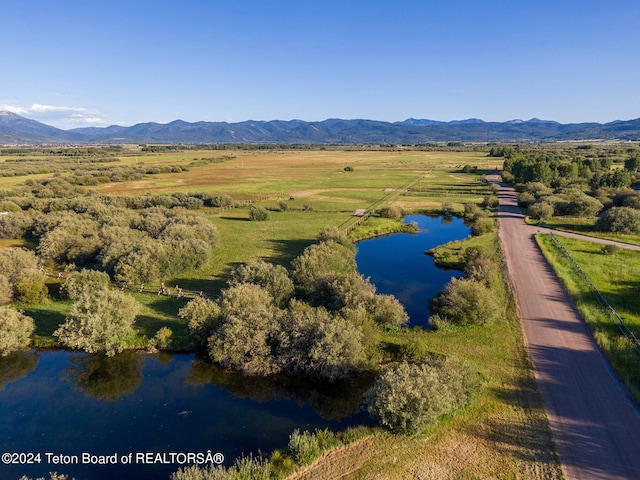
<box><xmin>338</xmin><ymin>172</ymin><xmax>427</xmax><ymax>234</ymax></box>
<box><xmin>549</xmin><ymin>233</ymin><xmax>640</xmax><ymax>354</ymax></box>
<box><xmin>38</xmin><ymin>267</ymin><xmax>218</xmax><ymax>301</ymax></box>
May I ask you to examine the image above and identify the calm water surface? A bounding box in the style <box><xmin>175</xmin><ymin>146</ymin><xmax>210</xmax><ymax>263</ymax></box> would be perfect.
<box><xmin>0</xmin><ymin>350</ymin><xmax>373</xmax><ymax>480</ymax></box>
<box><xmin>356</xmin><ymin>215</ymin><xmax>470</xmax><ymax>327</ymax></box>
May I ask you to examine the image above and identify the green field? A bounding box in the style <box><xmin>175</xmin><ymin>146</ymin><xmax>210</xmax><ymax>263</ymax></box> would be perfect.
<box><xmin>542</xmin><ymin>216</ymin><xmax>640</xmax><ymax>247</ymax></box>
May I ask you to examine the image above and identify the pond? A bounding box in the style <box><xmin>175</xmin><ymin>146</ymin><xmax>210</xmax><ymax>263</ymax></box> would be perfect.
<box><xmin>356</xmin><ymin>215</ymin><xmax>471</xmax><ymax>327</ymax></box>
<box><xmin>0</xmin><ymin>350</ymin><xmax>374</xmax><ymax>480</ymax></box>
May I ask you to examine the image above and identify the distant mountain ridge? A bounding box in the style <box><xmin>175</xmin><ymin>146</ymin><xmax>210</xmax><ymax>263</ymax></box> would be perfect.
<box><xmin>1</xmin><ymin>110</ymin><xmax>640</xmax><ymax>144</ymax></box>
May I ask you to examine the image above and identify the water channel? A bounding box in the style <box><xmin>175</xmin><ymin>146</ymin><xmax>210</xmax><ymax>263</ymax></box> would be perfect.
<box><xmin>0</xmin><ymin>215</ymin><xmax>469</xmax><ymax>479</ymax></box>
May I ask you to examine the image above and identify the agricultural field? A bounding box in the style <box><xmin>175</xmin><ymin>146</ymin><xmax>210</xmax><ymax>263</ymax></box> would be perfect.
<box><xmin>63</xmin><ymin>147</ymin><xmax>498</xmax><ymax>290</ymax></box>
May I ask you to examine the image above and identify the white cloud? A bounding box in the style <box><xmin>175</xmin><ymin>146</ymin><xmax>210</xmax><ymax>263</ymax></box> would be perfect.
<box><xmin>0</xmin><ymin>102</ymin><xmax>109</xmax><ymax>129</ymax></box>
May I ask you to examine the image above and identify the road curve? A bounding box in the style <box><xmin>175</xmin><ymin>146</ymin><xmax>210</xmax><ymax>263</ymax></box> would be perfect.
<box><xmin>492</xmin><ymin>175</ymin><xmax>640</xmax><ymax>480</ymax></box>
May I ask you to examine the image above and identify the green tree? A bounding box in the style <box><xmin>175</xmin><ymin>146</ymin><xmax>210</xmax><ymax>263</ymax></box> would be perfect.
<box><xmin>279</xmin><ymin>304</ymin><xmax>366</xmax><ymax>380</ymax></box>
<box><xmin>595</xmin><ymin>207</ymin><xmax>640</xmax><ymax>234</ymax></box>
<box><xmin>209</xmin><ymin>284</ymin><xmax>281</xmax><ymax>375</ymax></box>
<box><xmin>362</xmin><ymin>359</ymin><xmax>475</xmax><ymax>434</ymax></box>
<box><xmin>62</xmin><ymin>269</ymin><xmax>111</xmax><ymax>300</ymax></box>
<box><xmin>528</xmin><ymin>201</ymin><xmax>554</xmax><ymax>221</ymax></box>
<box><xmin>37</xmin><ymin>216</ymin><xmax>102</xmax><ymax>265</ymax></box>
<box><xmin>0</xmin><ymin>307</ymin><xmax>35</xmax><ymax>356</ymax></box>
<box><xmin>178</xmin><ymin>297</ymin><xmax>222</xmax><ymax>342</ymax></box>
<box><xmin>366</xmin><ymin>294</ymin><xmax>408</xmax><ymax>328</ymax></box>
<box><xmin>229</xmin><ymin>261</ymin><xmax>294</xmax><ymax>306</ymax></box>
<box><xmin>0</xmin><ymin>274</ymin><xmax>12</xmax><ymax>305</ymax></box>
<box><xmin>14</xmin><ymin>270</ymin><xmax>48</xmax><ymax>304</ymax></box>
<box><xmin>112</xmin><ymin>237</ymin><xmax>165</xmax><ymax>284</ymax></box>
<box><xmin>292</xmin><ymin>241</ymin><xmax>357</xmax><ymax>293</ymax></box>
<box><xmin>208</xmin><ymin>309</ymin><xmax>282</xmax><ymax>375</ymax></box>
<box><xmin>0</xmin><ymin>211</ymin><xmax>33</xmax><ymax>239</ymax></box>
<box><xmin>378</xmin><ymin>205</ymin><xmax>403</xmax><ymax>220</ymax></box>
<box><xmin>306</xmin><ymin>313</ymin><xmax>366</xmax><ymax>381</ymax></box>
<box><xmin>209</xmin><ymin>194</ymin><xmax>234</xmax><ymax>208</ymax></box>
<box><xmin>316</xmin><ymin>225</ymin><xmax>353</xmax><ymax>248</ymax></box>
<box><xmin>624</xmin><ymin>156</ymin><xmax>640</xmax><ymax>173</ymax></box>
<box><xmin>432</xmin><ymin>277</ymin><xmax>497</xmax><ymax>326</ymax></box>
<box><xmin>249</xmin><ymin>205</ymin><xmax>270</xmax><ymax>221</ymax></box>
<box><xmin>54</xmin><ymin>289</ymin><xmax>140</xmax><ymax>356</ymax></box>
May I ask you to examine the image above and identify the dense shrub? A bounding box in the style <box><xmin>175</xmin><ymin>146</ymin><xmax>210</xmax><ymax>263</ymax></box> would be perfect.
<box><xmin>207</xmin><ymin>286</ymin><xmax>367</xmax><ymax>380</ymax></box>
<box><xmin>54</xmin><ymin>288</ymin><xmax>140</xmax><ymax>356</ymax></box>
<box><xmin>208</xmin><ymin>194</ymin><xmax>234</xmax><ymax>208</ymax></box>
<box><xmin>378</xmin><ymin>205</ymin><xmax>403</xmax><ymax>220</ymax></box>
<box><xmin>178</xmin><ymin>297</ymin><xmax>222</xmax><ymax>342</ymax></box>
<box><xmin>470</xmin><ymin>217</ymin><xmax>495</xmax><ymax>236</ymax></box>
<box><xmin>209</xmin><ymin>284</ymin><xmax>281</xmax><ymax>375</ymax></box>
<box><xmin>528</xmin><ymin>201</ymin><xmax>554</xmax><ymax>221</ymax></box>
<box><xmin>0</xmin><ymin>274</ymin><xmax>12</xmax><ymax>305</ymax></box>
<box><xmin>37</xmin><ymin>216</ymin><xmax>101</xmax><ymax>265</ymax></box>
<box><xmin>288</xmin><ymin>429</ymin><xmax>321</xmax><ymax>465</ymax></box>
<box><xmin>464</xmin><ymin>255</ymin><xmax>497</xmax><ymax>285</ymax></box>
<box><xmin>362</xmin><ymin>359</ymin><xmax>476</xmax><ymax>434</ymax></box>
<box><xmin>0</xmin><ymin>307</ymin><xmax>35</xmax><ymax>356</ymax></box>
<box><xmin>463</xmin><ymin>202</ymin><xmax>480</xmax><ymax>219</ymax></box>
<box><xmin>366</xmin><ymin>294</ymin><xmax>409</xmax><ymax>328</ymax></box>
<box><xmin>0</xmin><ymin>211</ymin><xmax>33</xmax><ymax>239</ymax></box>
<box><xmin>229</xmin><ymin>261</ymin><xmax>294</xmax><ymax>306</ymax></box>
<box><xmin>595</xmin><ymin>207</ymin><xmax>640</xmax><ymax>234</ymax></box>
<box><xmin>292</xmin><ymin>241</ymin><xmax>357</xmax><ymax>293</ymax></box>
<box><xmin>248</xmin><ymin>205</ymin><xmax>270</xmax><ymax>221</ymax></box>
<box><xmin>518</xmin><ymin>191</ymin><xmax>536</xmax><ymax>208</ymax></box>
<box><xmin>316</xmin><ymin>225</ymin><xmax>353</xmax><ymax>248</ymax></box>
<box><xmin>0</xmin><ymin>248</ymin><xmax>40</xmax><ymax>284</ymax></box>
<box><xmin>171</xmin><ymin>455</ymin><xmax>271</xmax><ymax>480</ymax></box>
<box><xmin>62</xmin><ymin>269</ymin><xmax>111</xmax><ymax>300</ymax></box>
<box><xmin>483</xmin><ymin>194</ymin><xmax>499</xmax><ymax>209</ymax></box>
<box><xmin>14</xmin><ymin>270</ymin><xmax>48</xmax><ymax>304</ymax></box>
<box><xmin>432</xmin><ymin>277</ymin><xmax>497</xmax><ymax>326</ymax></box>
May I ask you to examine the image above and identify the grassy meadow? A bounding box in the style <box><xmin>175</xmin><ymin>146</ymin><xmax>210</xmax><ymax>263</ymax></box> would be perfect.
<box><xmin>541</xmin><ymin>216</ymin><xmax>640</xmax><ymax>247</ymax></box>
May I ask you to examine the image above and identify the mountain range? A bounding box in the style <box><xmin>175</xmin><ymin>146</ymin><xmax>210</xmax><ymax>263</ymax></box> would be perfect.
<box><xmin>2</xmin><ymin>111</ymin><xmax>640</xmax><ymax>145</ymax></box>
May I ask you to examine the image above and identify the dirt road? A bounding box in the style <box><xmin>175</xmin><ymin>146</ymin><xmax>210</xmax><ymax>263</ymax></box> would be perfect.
<box><xmin>493</xmin><ymin>175</ymin><xmax>640</xmax><ymax>479</ymax></box>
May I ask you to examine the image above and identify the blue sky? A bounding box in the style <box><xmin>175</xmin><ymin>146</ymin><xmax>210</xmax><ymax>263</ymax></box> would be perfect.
<box><xmin>1</xmin><ymin>0</ymin><xmax>639</xmax><ymax>129</ymax></box>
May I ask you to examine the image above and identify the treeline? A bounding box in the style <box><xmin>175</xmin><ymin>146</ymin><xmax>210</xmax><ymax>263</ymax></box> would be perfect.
<box><xmin>0</xmin><ymin>157</ymin><xmax>187</xmax><ymax>184</ymax></box>
<box><xmin>1</xmin><ymin>146</ymin><xmax>123</xmax><ymax>156</ymax></box>
<box><xmin>500</xmin><ymin>147</ymin><xmax>640</xmax><ymax>234</ymax></box>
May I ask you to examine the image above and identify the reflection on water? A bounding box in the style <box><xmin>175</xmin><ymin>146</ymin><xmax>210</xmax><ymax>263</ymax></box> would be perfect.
<box><xmin>188</xmin><ymin>357</ymin><xmax>376</xmax><ymax>421</ymax></box>
<box><xmin>356</xmin><ymin>215</ymin><xmax>470</xmax><ymax>327</ymax></box>
<box><xmin>0</xmin><ymin>350</ymin><xmax>39</xmax><ymax>390</ymax></box>
<box><xmin>63</xmin><ymin>351</ymin><xmax>144</xmax><ymax>401</ymax></box>
<box><xmin>0</xmin><ymin>350</ymin><xmax>374</xmax><ymax>480</ymax></box>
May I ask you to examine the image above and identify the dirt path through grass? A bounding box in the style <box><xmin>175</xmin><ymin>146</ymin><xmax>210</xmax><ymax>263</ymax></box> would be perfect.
<box><xmin>492</xmin><ymin>174</ymin><xmax>640</xmax><ymax>480</ymax></box>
